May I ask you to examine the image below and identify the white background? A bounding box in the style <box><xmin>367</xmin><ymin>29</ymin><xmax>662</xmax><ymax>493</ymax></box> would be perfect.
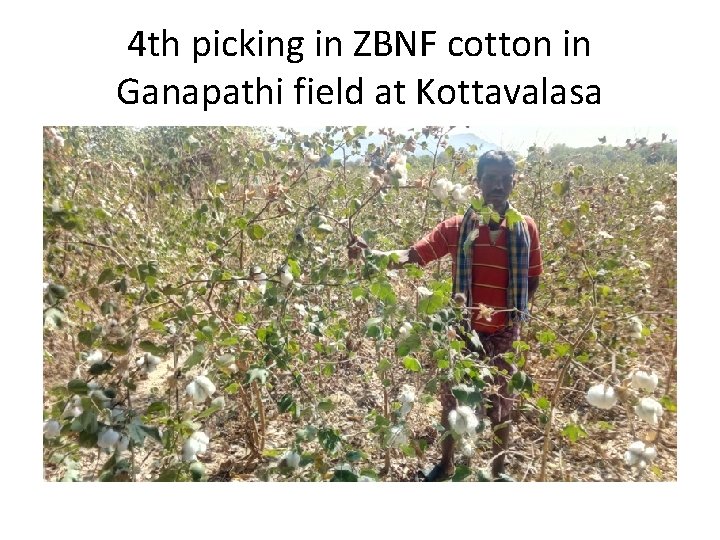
<box><xmin>1</xmin><ymin>0</ymin><xmax>714</xmax><ymax>538</ymax></box>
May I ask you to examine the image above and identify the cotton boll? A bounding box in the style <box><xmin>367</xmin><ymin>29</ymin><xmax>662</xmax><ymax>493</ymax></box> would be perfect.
<box><xmin>398</xmin><ymin>322</ymin><xmax>413</xmax><ymax>340</ymax></box>
<box><xmin>387</xmin><ymin>425</ymin><xmax>408</xmax><ymax>448</ymax></box>
<box><xmin>116</xmin><ymin>435</ymin><xmax>130</xmax><ymax>453</ymax></box>
<box><xmin>432</xmin><ymin>178</ymin><xmax>453</xmax><ymax>201</ymax></box>
<box><xmin>459</xmin><ymin>436</ymin><xmax>475</xmax><ymax>457</ymax></box>
<box><xmin>650</xmin><ymin>201</ymin><xmax>666</xmax><ymax>216</ymax></box>
<box><xmin>98</xmin><ymin>428</ymin><xmax>121</xmax><ymax>450</ymax></box>
<box><xmin>183</xmin><ymin>431</ymin><xmax>210</xmax><ymax>462</ymax></box>
<box><xmin>86</xmin><ymin>350</ymin><xmax>104</xmax><ymax>365</ymax></box>
<box><xmin>44</xmin><ymin>419</ymin><xmax>61</xmax><ymax>438</ymax></box>
<box><xmin>586</xmin><ymin>383</ymin><xmax>618</xmax><ymax>410</ymax></box>
<box><xmin>635</xmin><ymin>397</ymin><xmax>663</xmax><ymax>426</ymax></box>
<box><xmin>631</xmin><ymin>369</ymin><xmax>659</xmax><ymax>392</ymax></box>
<box><xmin>642</xmin><ymin>446</ymin><xmax>658</xmax><ymax>462</ymax></box>
<box><xmin>628</xmin><ymin>317</ymin><xmax>644</xmax><ymax>339</ymax></box>
<box><xmin>211</xmin><ymin>396</ymin><xmax>226</xmax><ymax>408</ymax></box>
<box><xmin>624</xmin><ymin>450</ymin><xmax>639</xmax><ymax>466</ymax></box>
<box><xmin>282</xmin><ymin>450</ymin><xmax>301</xmax><ymax>469</ymax></box>
<box><xmin>186</xmin><ymin>376</ymin><xmax>216</xmax><ymax>404</ymax></box>
<box><xmin>62</xmin><ymin>395</ymin><xmax>83</xmax><ymax>418</ymax></box>
<box><xmin>449</xmin><ymin>406</ymin><xmax>478</xmax><ymax>436</ymax></box>
<box><xmin>416</xmin><ymin>286</ymin><xmax>432</xmax><ymax>297</ymax></box>
<box><xmin>280</xmin><ymin>269</ymin><xmax>294</xmax><ymax>288</ymax></box>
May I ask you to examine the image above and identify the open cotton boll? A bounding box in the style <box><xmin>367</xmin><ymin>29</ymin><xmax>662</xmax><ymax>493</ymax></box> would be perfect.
<box><xmin>449</xmin><ymin>406</ymin><xmax>479</xmax><ymax>436</ymax></box>
<box><xmin>282</xmin><ymin>450</ymin><xmax>301</xmax><ymax>469</ymax></box>
<box><xmin>44</xmin><ymin>419</ymin><xmax>61</xmax><ymax>438</ymax></box>
<box><xmin>432</xmin><ymin>178</ymin><xmax>453</xmax><ymax>201</ymax></box>
<box><xmin>182</xmin><ymin>431</ymin><xmax>210</xmax><ymax>462</ymax></box>
<box><xmin>98</xmin><ymin>428</ymin><xmax>121</xmax><ymax>450</ymax></box>
<box><xmin>116</xmin><ymin>435</ymin><xmax>130</xmax><ymax>453</ymax></box>
<box><xmin>280</xmin><ymin>269</ymin><xmax>294</xmax><ymax>288</ymax></box>
<box><xmin>586</xmin><ymin>383</ymin><xmax>618</xmax><ymax>410</ymax></box>
<box><xmin>629</xmin><ymin>317</ymin><xmax>644</xmax><ymax>339</ymax></box>
<box><xmin>86</xmin><ymin>350</ymin><xmax>104</xmax><ymax>365</ymax></box>
<box><xmin>631</xmin><ymin>369</ymin><xmax>659</xmax><ymax>392</ymax></box>
<box><xmin>451</xmin><ymin>184</ymin><xmax>473</xmax><ymax>204</ymax></box>
<box><xmin>186</xmin><ymin>375</ymin><xmax>216</xmax><ymax>404</ymax></box>
<box><xmin>459</xmin><ymin>436</ymin><xmax>475</xmax><ymax>457</ymax></box>
<box><xmin>635</xmin><ymin>397</ymin><xmax>663</xmax><ymax>426</ymax></box>
<box><xmin>387</xmin><ymin>425</ymin><xmax>408</xmax><ymax>448</ymax></box>
<box><xmin>211</xmin><ymin>396</ymin><xmax>226</xmax><ymax>408</ymax></box>
<box><xmin>650</xmin><ymin>201</ymin><xmax>666</xmax><ymax>216</ymax></box>
<box><xmin>398</xmin><ymin>322</ymin><xmax>413</xmax><ymax>340</ymax></box>
<box><xmin>416</xmin><ymin>286</ymin><xmax>432</xmax><ymax>297</ymax></box>
<box><xmin>62</xmin><ymin>395</ymin><xmax>83</xmax><ymax>418</ymax></box>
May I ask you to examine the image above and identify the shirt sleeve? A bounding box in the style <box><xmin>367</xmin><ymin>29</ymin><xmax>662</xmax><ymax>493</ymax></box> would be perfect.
<box><xmin>526</xmin><ymin>216</ymin><xmax>543</xmax><ymax>277</ymax></box>
<box><xmin>412</xmin><ymin>216</ymin><xmax>461</xmax><ymax>266</ymax></box>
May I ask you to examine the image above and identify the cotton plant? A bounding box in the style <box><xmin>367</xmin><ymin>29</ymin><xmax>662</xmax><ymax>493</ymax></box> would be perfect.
<box><xmin>62</xmin><ymin>395</ymin><xmax>83</xmax><ymax>418</ymax></box>
<box><xmin>86</xmin><ymin>349</ymin><xmax>104</xmax><ymax>366</ymax></box>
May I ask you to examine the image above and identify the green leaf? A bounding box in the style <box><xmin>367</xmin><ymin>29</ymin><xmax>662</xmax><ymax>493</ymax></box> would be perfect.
<box><xmin>89</xmin><ymin>362</ymin><xmax>113</xmax><ymax>376</ymax></box>
<box><xmin>68</xmin><ymin>379</ymin><xmax>89</xmax><ymax>394</ymax></box>
<box><xmin>370</xmin><ymin>281</ymin><xmax>396</xmax><ymax>306</ymax></box>
<box><xmin>537</xmin><ymin>330</ymin><xmax>557</xmax><ymax>344</ymax></box>
<box><xmin>418</xmin><ymin>293</ymin><xmax>445</xmax><ymax>315</ymax></box>
<box><xmin>536</xmin><ymin>396</ymin><xmax>551</xmax><ymax>411</ymax></box>
<box><xmin>278</xmin><ymin>394</ymin><xmax>295</xmax><ymax>413</ymax></box>
<box><xmin>318</xmin><ymin>428</ymin><xmax>341</xmax><ymax>454</ymax></box>
<box><xmin>554</xmin><ymin>343</ymin><xmax>571</xmax><ymax>357</ymax></box>
<box><xmin>365</xmin><ymin>317</ymin><xmax>384</xmax><ymax>339</ymax></box>
<box><xmin>146</xmin><ymin>401</ymin><xmax>170</xmax><ymax>416</ymax></box>
<box><xmin>402</xmin><ymin>356</ymin><xmax>422</xmax><ymax>372</ymax></box>
<box><xmin>140</xmin><ymin>425</ymin><xmax>162</xmax><ymax>443</ymax></box>
<box><xmin>97</xmin><ymin>268</ymin><xmax>115</xmax><ymax>285</ymax></box>
<box><xmin>195</xmin><ymin>405</ymin><xmax>221</xmax><ymax>420</ymax></box>
<box><xmin>452</xmin><ymin>465</ymin><xmax>472</xmax><ymax>482</ymax></box>
<box><xmin>248</xmin><ymin>224</ymin><xmax>266</xmax><ymax>241</ymax></box>
<box><xmin>318</xmin><ymin>399</ymin><xmax>335</xmax><ymax>412</ymax></box>
<box><xmin>397</xmin><ymin>333</ymin><xmax>421</xmax><ymax>356</ymax></box>
<box><xmin>505</xmin><ymin>208</ymin><xmax>523</xmax><ymax>229</ymax></box>
<box><xmin>559</xmin><ymin>219</ymin><xmax>576</xmax><ymax>237</ymax></box>
<box><xmin>184</xmin><ymin>346</ymin><xmax>205</xmax><ymax>369</ymax></box>
<box><xmin>331</xmin><ymin>469</ymin><xmax>358</xmax><ymax>482</ymax></box>
<box><xmin>561</xmin><ymin>423</ymin><xmax>588</xmax><ymax>443</ymax></box>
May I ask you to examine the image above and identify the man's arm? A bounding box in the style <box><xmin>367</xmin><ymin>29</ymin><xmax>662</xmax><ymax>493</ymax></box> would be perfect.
<box><xmin>348</xmin><ymin>237</ymin><xmax>423</xmax><ymax>269</ymax></box>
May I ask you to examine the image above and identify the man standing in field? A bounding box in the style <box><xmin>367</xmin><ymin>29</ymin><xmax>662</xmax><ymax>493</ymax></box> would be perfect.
<box><xmin>349</xmin><ymin>150</ymin><xmax>543</xmax><ymax>481</ymax></box>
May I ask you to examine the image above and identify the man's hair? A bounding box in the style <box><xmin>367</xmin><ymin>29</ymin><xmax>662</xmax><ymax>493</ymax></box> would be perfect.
<box><xmin>476</xmin><ymin>150</ymin><xmax>516</xmax><ymax>180</ymax></box>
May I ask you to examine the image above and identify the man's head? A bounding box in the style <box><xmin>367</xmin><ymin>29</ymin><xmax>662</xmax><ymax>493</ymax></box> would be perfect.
<box><xmin>476</xmin><ymin>150</ymin><xmax>516</xmax><ymax>211</ymax></box>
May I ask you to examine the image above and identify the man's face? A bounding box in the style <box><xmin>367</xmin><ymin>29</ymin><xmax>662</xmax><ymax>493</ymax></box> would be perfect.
<box><xmin>478</xmin><ymin>163</ymin><xmax>515</xmax><ymax>210</ymax></box>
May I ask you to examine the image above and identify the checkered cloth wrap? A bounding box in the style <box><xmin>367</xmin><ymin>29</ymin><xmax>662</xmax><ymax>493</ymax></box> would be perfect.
<box><xmin>453</xmin><ymin>204</ymin><xmax>531</xmax><ymax>324</ymax></box>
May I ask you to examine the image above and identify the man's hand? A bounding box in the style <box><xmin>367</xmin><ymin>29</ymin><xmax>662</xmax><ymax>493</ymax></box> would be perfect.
<box><xmin>347</xmin><ymin>235</ymin><xmax>369</xmax><ymax>261</ymax></box>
